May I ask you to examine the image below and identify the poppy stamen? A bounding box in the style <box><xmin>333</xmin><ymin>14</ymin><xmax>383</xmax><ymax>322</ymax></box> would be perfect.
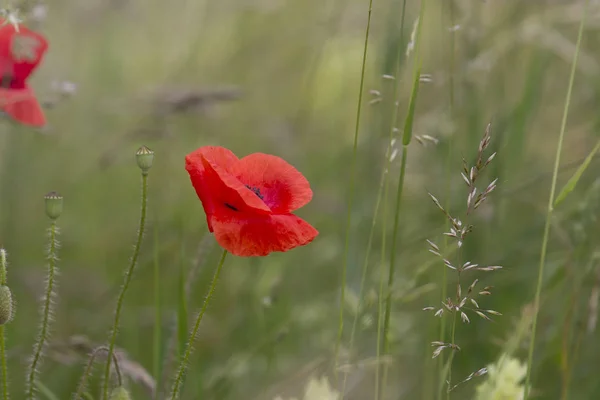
<box><xmin>245</xmin><ymin>185</ymin><xmax>264</xmax><ymax>200</ymax></box>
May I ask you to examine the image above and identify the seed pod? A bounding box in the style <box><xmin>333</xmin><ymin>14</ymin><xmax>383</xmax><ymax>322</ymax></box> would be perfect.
<box><xmin>44</xmin><ymin>191</ymin><xmax>63</xmax><ymax>220</ymax></box>
<box><xmin>135</xmin><ymin>145</ymin><xmax>154</xmax><ymax>173</ymax></box>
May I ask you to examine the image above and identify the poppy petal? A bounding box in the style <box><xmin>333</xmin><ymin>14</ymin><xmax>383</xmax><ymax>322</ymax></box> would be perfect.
<box><xmin>185</xmin><ymin>146</ymin><xmax>270</xmax><ymax>231</ymax></box>
<box><xmin>0</xmin><ymin>86</ymin><xmax>45</xmax><ymax>127</ymax></box>
<box><xmin>210</xmin><ymin>212</ymin><xmax>318</xmax><ymax>257</ymax></box>
<box><xmin>0</xmin><ymin>20</ymin><xmax>48</xmax><ymax>86</ymax></box>
<box><xmin>187</xmin><ymin>146</ymin><xmax>238</xmax><ymax>172</ymax></box>
<box><xmin>198</xmin><ymin>153</ymin><xmax>271</xmax><ymax>213</ymax></box>
<box><xmin>231</xmin><ymin>153</ymin><xmax>313</xmax><ymax>213</ymax></box>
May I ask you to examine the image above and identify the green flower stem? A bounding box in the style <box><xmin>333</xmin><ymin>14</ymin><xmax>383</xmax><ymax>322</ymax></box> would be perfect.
<box><xmin>170</xmin><ymin>249</ymin><xmax>228</xmax><ymax>400</ymax></box>
<box><xmin>380</xmin><ymin>145</ymin><xmax>408</xmax><ymax>392</ymax></box>
<box><xmin>0</xmin><ymin>329</ymin><xmax>7</xmax><ymax>400</ymax></box>
<box><xmin>375</xmin><ymin>1</ymin><xmax>407</xmax><ymax>397</ymax></box>
<box><xmin>381</xmin><ymin>1</ymin><xmax>425</xmax><ymax>395</ymax></box>
<box><xmin>524</xmin><ymin>0</ymin><xmax>589</xmax><ymax>397</ymax></box>
<box><xmin>0</xmin><ymin>249</ymin><xmax>8</xmax><ymax>400</ymax></box>
<box><xmin>0</xmin><ymin>250</ymin><xmax>6</xmax><ymax>285</ymax></box>
<box><xmin>334</xmin><ymin>0</ymin><xmax>374</xmax><ymax>383</ymax></box>
<box><xmin>153</xmin><ymin>223</ymin><xmax>162</xmax><ymax>396</ymax></box>
<box><xmin>438</xmin><ymin>1</ymin><xmax>456</xmax><ymax>398</ymax></box>
<box><xmin>102</xmin><ymin>172</ymin><xmax>149</xmax><ymax>400</ymax></box>
<box><xmin>375</xmin><ymin>166</ymin><xmax>391</xmax><ymax>400</ymax></box>
<box><xmin>26</xmin><ymin>221</ymin><xmax>59</xmax><ymax>400</ymax></box>
<box><xmin>446</xmin><ymin>311</ymin><xmax>458</xmax><ymax>400</ymax></box>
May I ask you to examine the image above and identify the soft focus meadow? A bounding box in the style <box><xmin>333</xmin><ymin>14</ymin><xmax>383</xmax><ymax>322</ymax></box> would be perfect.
<box><xmin>1</xmin><ymin>0</ymin><xmax>600</xmax><ymax>399</ymax></box>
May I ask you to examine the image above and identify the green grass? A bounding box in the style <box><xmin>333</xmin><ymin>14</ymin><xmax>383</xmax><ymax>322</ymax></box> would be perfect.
<box><xmin>1</xmin><ymin>0</ymin><xmax>600</xmax><ymax>399</ymax></box>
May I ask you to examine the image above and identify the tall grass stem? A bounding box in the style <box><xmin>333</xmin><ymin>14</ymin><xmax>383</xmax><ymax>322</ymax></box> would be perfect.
<box><xmin>334</xmin><ymin>0</ymin><xmax>375</xmax><ymax>382</ymax></box>
<box><xmin>437</xmin><ymin>0</ymin><xmax>456</xmax><ymax>397</ymax></box>
<box><xmin>381</xmin><ymin>0</ymin><xmax>425</xmax><ymax>395</ymax></box>
<box><xmin>524</xmin><ymin>1</ymin><xmax>589</xmax><ymax>397</ymax></box>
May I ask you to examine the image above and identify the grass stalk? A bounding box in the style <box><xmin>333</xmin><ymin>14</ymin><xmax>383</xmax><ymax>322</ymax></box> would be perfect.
<box><xmin>524</xmin><ymin>1</ymin><xmax>589</xmax><ymax>397</ymax></box>
<box><xmin>0</xmin><ymin>249</ymin><xmax>8</xmax><ymax>400</ymax></box>
<box><xmin>437</xmin><ymin>0</ymin><xmax>456</xmax><ymax>397</ymax></box>
<box><xmin>334</xmin><ymin>0</ymin><xmax>375</xmax><ymax>382</ymax></box>
<box><xmin>381</xmin><ymin>0</ymin><xmax>425</xmax><ymax>395</ymax></box>
<box><xmin>375</xmin><ymin>3</ymin><xmax>409</xmax><ymax>398</ymax></box>
<box><xmin>341</xmin><ymin>164</ymin><xmax>386</xmax><ymax>398</ymax></box>
<box><xmin>153</xmin><ymin>222</ymin><xmax>162</xmax><ymax>396</ymax></box>
<box><xmin>446</xmin><ymin>311</ymin><xmax>458</xmax><ymax>400</ymax></box>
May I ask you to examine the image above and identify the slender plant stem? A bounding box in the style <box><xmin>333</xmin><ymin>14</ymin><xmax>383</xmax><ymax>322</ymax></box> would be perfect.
<box><xmin>102</xmin><ymin>172</ymin><xmax>149</xmax><ymax>400</ymax></box>
<box><xmin>524</xmin><ymin>2</ymin><xmax>589</xmax><ymax>397</ymax></box>
<box><xmin>381</xmin><ymin>0</ymin><xmax>426</xmax><ymax>390</ymax></box>
<box><xmin>375</xmin><ymin>165</ymin><xmax>390</xmax><ymax>400</ymax></box>
<box><xmin>446</xmin><ymin>313</ymin><xmax>457</xmax><ymax>400</ymax></box>
<box><xmin>153</xmin><ymin>222</ymin><xmax>162</xmax><ymax>397</ymax></box>
<box><xmin>0</xmin><ymin>249</ymin><xmax>6</xmax><ymax>285</ymax></box>
<box><xmin>0</xmin><ymin>249</ymin><xmax>8</xmax><ymax>400</ymax></box>
<box><xmin>381</xmin><ymin>0</ymin><xmax>425</xmax><ymax>393</ymax></box>
<box><xmin>170</xmin><ymin>249</ymin><xmax>228</xmax><ymax>400</ymax></box>
<box><xmin>438</xmin><ymin>1</ymin><xmax>456</xmax><ymax>397</ymax></box>
<box><xmin>158</xmin><ymin>234</ymin><xmax>214</xmax><ymax>399</ymax></box>
<box><xmin>0</xmin><ymin>329</ymin><xmax>6</xmax><ymax>400</ymax></box>
<box><xmin>375</xmin><ymin>3</ymin><xmax>408</xmax><ymax>397</ymax></box>
<box><xmin>381</xmin><ymin>145</ymin><xmax>408</xmax><ymax>387</ymax></box>
<box><xmin>448</xmin><ymin>0</ymin><xmax>455</xmax><ymax>114</ymax></box>
<box><xmin>341</xmin><ymin>165</ymin><xmax>386</xmax><ymax>398</ymax></box>
<box><xmin>27</xmin><ymin>221</ymin><xmax>59</xmax><ymax>400</ymax></box>
<box><xmin>334</xmin><ymin>0</ymin><xmax>374</xmax><ymax>382</ymax></box>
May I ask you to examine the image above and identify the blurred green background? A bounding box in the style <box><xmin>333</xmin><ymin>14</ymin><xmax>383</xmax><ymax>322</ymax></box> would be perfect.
<box><xmin>1</xmin><ymin>0</ymin><xmax>600</xmax><ymax>399</ymax></box>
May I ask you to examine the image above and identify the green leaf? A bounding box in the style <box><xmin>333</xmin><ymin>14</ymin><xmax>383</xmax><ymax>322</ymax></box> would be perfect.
<box><xmin>554</xmin><ymin>139</ymin><xmax>600</xmax><ymax>207</ymax></box>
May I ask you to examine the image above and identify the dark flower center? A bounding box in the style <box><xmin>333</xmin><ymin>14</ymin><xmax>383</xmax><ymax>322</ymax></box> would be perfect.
<box><xmin>223</xmin><ymin>185</ymin><xmax>263</xmax><ymax>212</ymax></box>
<box><xmin>246</xmin><ymin>184</ymin><xmax>264</xmax><ymax>200</ymax></box>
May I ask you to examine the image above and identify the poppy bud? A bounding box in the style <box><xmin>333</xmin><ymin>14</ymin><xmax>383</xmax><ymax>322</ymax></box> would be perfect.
<box><xmin>0</xmin><ymin>285</ymin><xmax>12</xmax><ymax>325</ymax></box>
<box><xmin>136</xmin><ymin>145</ymin><xmax>154</xmax><ymax>173</ymax></box>
<box><xmin>44</xmin><ymin>191</ymin><xmax>63</xmax><ymax>220</ymax></box>
<box><xmin>109</xmin><ymin>386</ymin><xmax>132</xmax><ymax>400</ymax></box>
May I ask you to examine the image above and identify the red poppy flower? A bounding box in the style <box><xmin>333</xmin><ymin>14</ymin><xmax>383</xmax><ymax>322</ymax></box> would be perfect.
<box><xmin>185</xmin><ymin>146</ymin><xmax>319</xmax><ymax>257</ymax></box>
<box><xmin>0</xmin><ymin>19</ymin><xmax>48</xmax><ymax>127</ymax></box>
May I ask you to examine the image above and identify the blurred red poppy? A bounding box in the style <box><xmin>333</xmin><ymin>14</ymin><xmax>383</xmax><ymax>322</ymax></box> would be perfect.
<box><xmin>186</xmin><ymin>146</ymin><xmax>319</xmax><ymax>257</ymax></box>
<box><xmin>0</xmin><ymin>19</ymin><xmax>48</xmax><ymax>127</ymax></box>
